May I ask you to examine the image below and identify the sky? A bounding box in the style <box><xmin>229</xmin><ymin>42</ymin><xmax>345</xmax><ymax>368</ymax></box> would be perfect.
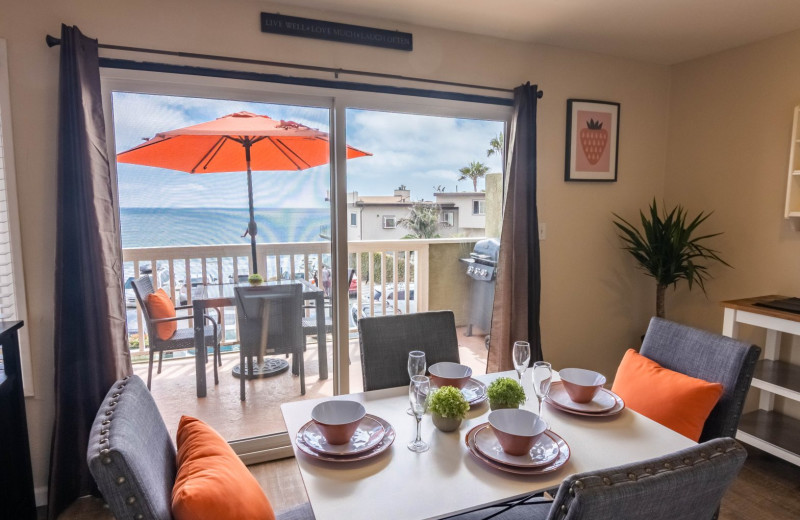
<box><xmin>112</xmin><ymin>92</ymin><xmax>505</xmax><ymax>209</ymax></box>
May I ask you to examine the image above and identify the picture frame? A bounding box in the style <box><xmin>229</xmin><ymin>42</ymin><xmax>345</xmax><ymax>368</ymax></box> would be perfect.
<box><xmin>565</xmin><ymin>99</ymin><xmax>620</xmax><ymax>182</ymax></box>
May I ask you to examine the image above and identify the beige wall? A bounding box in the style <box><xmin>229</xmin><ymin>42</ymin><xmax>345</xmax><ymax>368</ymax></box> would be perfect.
<box><xmin>665</xmin><ymin>30</ymin><xmax>800</xmax><ymax>333</ymax></box>
<box><xmin>1</xmin><ymin>0</ymin><xmax>671</xmax><ymax>497</ymax></box>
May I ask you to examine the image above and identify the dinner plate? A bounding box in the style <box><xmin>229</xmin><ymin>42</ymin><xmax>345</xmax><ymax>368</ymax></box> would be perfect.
<box><xmin>295</xmin><ymin>414</ymin><xmax>395</xmax><ymax>462</ymax></box>
<box><xmin>464</xmin><ymin>423</ymin><xmax>570</xmax><ymax>475</ymax></box>
<box><xmin>545</xmin><ymin>389</ymin><xmax>625</xmax><ymax>417</ymax></box>
<box><xmin>473</xmin><ymin>424</ymin><xmax>560</xmax><ymax>468</ymax></box>
<box><xmin>302</xmin><ymin>415</ymin><xmax>385</xmax><ymax>456</ymax></box>
<box><xmin>547</xmin><ymin>381</ymin><xmax>617</xmax><ymax>413</ymax></box>
<box><xmin>460</xmin><ymin>378</ymin><xmax>488</xmax><ymax>407</ymax></box>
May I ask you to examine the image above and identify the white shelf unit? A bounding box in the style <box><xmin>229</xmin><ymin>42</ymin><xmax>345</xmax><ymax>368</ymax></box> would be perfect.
<box><xmin>722</xmin><ymin>296</ymin><xmax>800</xmax><ymax>467</ymax></box>
<box><xmin>785</xmin><ymin>106</ymin><xmax>800</xmax><ymax>227</ymax></box>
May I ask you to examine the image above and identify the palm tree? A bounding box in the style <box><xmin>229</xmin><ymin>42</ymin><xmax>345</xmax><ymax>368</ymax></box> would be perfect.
<box><xmin>487</xmin><ymin>133</ymin><xmax>504</xmax><ymax>165</ymax></box>
<box><xmin>458</xmin><ymin>161</ymin><xmax>490</xmax><ymax>192</ymax></box>
<box><xmin>398</xmin><ymin>203</ymin><xmax>441</xmax><ymax>239</ymax></box>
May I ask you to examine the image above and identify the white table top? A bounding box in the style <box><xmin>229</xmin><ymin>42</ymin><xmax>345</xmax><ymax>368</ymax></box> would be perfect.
<box><xmin>280</xmin><ymin>371</ymin><xmax>695</xmax><ymax>520</ymax></box>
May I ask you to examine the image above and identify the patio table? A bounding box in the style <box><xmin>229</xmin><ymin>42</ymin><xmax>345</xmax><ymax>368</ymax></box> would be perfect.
<box><xmin>192</xmin><ymin>280</ymin><xmax>327</xmax><ymax>398</ymax></box>
<box><xmin>281</xmin><ymin>370</ymin><xmax>696</xmax><ymax>520</ymax></box>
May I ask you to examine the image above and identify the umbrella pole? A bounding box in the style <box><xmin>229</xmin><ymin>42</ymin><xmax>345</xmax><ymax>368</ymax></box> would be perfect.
<box><xmin>244</xmin><ymin>140</ymin><xmax>259</xmax><ymax>274</ymax></box>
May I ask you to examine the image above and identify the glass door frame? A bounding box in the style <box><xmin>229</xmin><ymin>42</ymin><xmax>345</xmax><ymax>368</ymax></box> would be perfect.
<box><xmin>100</xmin><ymin>67</ymin><xmax>512</xmax><ymax>460</ymax></box>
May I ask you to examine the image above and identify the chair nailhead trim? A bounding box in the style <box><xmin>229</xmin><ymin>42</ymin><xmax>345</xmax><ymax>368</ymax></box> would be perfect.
<box><xmin>602</xmin><ymin>477</ymin><xmax>612</xmax><ymax>485</ymax></box>
<box><xmin>684</xmin><ymin>458</ymin><xmax>692</xmax><ymax>465</ymax></box>
<box><xmin>117</xmin><ymin>476</ymin><xmax>126</xmax><ymax>485</ymax></box>
<box><xmin>628</xmin><ymin>472</ymin><xmax>636</xmax><ymax>480</ymax></box>
<box><xmin>664</xmin><ymin>462</ymin><xmax>672</xmax><ymax>469</ymax></box>
<box><xmin>560</xmin><ymin>505</ymin><xmax>568</xmax><ymax>514</ymax></box>
<box><xmin>573</xmin><ymin>480</ymin><xmax>583</xmax><ymax>489</ymax></box>
<box><xmin>105</xmin><ymin>410</ymin><xmax>113</xmax><ymax>416</ymax></box>
<box><xmin>99</xmin><ymin>438</ymin><xmax>107</xmax><ymax>444</ymax></box>
<box><xmin>569</xmin><ymin>487</ymin><xmax>575</xmax><ymax>496</ymax></box>
<box><xmin>136</xmin><ymin>515</ymin><xmax>143</xmax><ymax>519</ymax></box>
<box><xmin>108</xmin><ymin>401</ymin><xmax>117</xmax><ymax>407</ymax></box>
<box><xmin>102</xmin><ymin>457</ymin><xmax>111</xmax><ymax>465</ymax></box>
<box><xmin>126</xmin><ymin>496</ymin><xmax>136</xmax><ymax>505</ymax></box>
<box><xmin>101</xmin><ymin>429</ymin><xmax>108</xmax><ymax>435</ymax></box>
<box><xmin>100</xmin><ymin>449</ymin><xmax>109</xmax><ymax>456</ymax></box>
<box><xmin>102</xmin><ymin>419</ymin><xmax>110</xmax><ymax>425</ymax></box>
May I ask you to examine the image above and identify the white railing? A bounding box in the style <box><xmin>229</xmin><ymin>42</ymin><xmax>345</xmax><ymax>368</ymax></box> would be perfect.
<box><xmin>123</xmin><ymin>239</ymin><xmax>473</xmax><ymax>356</ymax></box>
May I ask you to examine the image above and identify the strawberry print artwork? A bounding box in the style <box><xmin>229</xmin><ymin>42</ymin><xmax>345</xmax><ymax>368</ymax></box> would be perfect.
<box><xmin>580</xmin><ymin>118</ymin><xmax>608</xmax><ymax>165</ymax></box>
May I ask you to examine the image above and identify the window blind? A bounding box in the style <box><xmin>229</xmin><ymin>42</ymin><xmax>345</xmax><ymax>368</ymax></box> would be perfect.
<box><xmin>0</xmin><ymin>111</ymin><xmax>17</xmax><ymax>321</ymax></box>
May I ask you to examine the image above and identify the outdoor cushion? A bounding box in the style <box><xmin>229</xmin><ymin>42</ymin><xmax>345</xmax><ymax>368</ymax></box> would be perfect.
<box><xmin>612</xmin><ymin>349</ymin><xmax>724</xmax><ymax>441</ymax></box>
<box><xmin>146</xmin><ymin>288</ymin><xmax>177</xmax><ymax>340</ymax></box>
<box><xmin>172</xmin><ymin>415</ymin><xmax>276</xmax><ymax>520</ymax></box>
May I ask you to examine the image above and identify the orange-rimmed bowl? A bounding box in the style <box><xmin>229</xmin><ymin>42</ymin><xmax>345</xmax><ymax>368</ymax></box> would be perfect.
<box><xmin>428</xmin><ymin>362</ymin><xmax>472</xmax><ymax>389</ymax></box>
<box><xmin>311</xmin><ymin>400</ymin><xmax>366</xmax><ymax>445</ymax></box>
<box><xmin>559</xmin><ymin>368</ymin><xmax>606</xmax><ymax>404</ymax></box>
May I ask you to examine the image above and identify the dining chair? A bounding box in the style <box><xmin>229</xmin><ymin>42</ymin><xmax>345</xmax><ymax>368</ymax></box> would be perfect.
<box><xmin>235</xmin><ymin>284</ymin><xmax>305</xmax><ymax>401</ymax></box>
<box><xmin>639</xmin><ymin>317</ymin><xmax>760</xmax><ymax>442</ymax></box>
<box><xmin>357</xmin><ymin>310</ymin><xmax>460</xmax><ymax>391</ymax></box>
<box><xmin>445</xmin><ymin>437</ymin><xmax>746</xmax><ymax>520</ymax></box>
<box><xmin>131</xmin><ymin>275</ymin><xmax>221</xmax><ymax>390</ymax></box>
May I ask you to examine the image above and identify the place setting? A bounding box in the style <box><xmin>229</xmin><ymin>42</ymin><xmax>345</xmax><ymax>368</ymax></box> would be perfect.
<box><xmin>545</xmin><ymin>368</ymin><xmax>625</xmax><ymax>417</ymax></box>
<box><xmin>295</xmin><ymin>400</ymin><xmax>396</xmax><ymax>462</ymax></box>
<box><xmin>427</xmin><ymin>360</ymin><xmax>488</xmax><ymax>408</ymax></box>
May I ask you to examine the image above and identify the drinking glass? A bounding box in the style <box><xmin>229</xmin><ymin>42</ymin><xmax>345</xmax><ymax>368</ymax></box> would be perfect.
<box><xmin>532</xmin><ymin>361</ymin><xmax>553</xmax><ymax>418</ymax></box>
<box><xmin>408</xmin><ymin>375</ymin><xmax>430</xmax><ymax>453</ymax></box>
<box><xmin>406</xmin><ymin>351</ymin><xmax>426</xmax><ymax>415</ymax></box>
<box><xmin>512</xmin><ymin>341</ymin><xmax>531</xmax><ymax>387</ymax></box>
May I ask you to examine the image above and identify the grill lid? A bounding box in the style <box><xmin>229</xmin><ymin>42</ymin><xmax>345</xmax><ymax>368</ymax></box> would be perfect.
<box><xmin>471</xmin><ymin>238</ymin><xmax>500</xmax><ymax>264</ymax></box>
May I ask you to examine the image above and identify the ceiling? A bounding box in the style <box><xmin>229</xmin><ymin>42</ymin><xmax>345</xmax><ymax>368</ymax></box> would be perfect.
<box><xmin>282</xmin><ymin>0</ymin><xmax>800</xmax><ymax>64</ymax></box>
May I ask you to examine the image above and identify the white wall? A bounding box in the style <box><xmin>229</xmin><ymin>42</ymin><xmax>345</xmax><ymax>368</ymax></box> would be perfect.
<box><xmin>0</xmin><ymin>0</ymin><xmax>671</xmax><ymax>497</ymax></box>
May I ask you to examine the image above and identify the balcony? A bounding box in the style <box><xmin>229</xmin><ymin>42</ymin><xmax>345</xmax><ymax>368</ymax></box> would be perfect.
<box><xmin>124</xmin><ymin>238</ymin><xmax>489</xmax><ymax>440</ymax></box>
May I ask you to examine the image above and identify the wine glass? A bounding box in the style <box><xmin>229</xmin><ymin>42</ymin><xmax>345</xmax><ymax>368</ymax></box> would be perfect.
<box><xmin>532</xmin><ymin>361</ymin><xmax>553</xmax><ymax>418</ymax></box>
<box><xmin>512</xmin><ymin>341</ymin><xmax>531</xmax><ymax>388</ymax></box>
<box><xmin>408</xmin><ymin>375</ymin><xmax>430</xmax><ymax>453</ymax></box>
<box><xmin>407</xmin><ymin>351</ymin><xmax>426</xmax><ymax>415</ymax></box>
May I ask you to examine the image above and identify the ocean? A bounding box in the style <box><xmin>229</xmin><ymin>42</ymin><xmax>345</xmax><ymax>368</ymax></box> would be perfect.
<box><xmin>120</xmin><ymin>207</ymin><xmax>330</xmax><ymax>249</ymax></box>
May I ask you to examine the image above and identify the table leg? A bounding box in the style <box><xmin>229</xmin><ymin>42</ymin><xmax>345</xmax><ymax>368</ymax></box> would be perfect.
<box><xmin>193</xmin><ymin>300</ymin><xmax>207</xmax><ymax>398</ymax></box>
<box><xmin>316</xmin><ymin>294</ymin><xmax>328</xmax><ymax>380</ymax></box>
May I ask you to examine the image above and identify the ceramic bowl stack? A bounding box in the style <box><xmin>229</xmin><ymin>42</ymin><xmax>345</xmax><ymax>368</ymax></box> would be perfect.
<box><xmin>545</xmin><ymin>369</ymin><xmax>625</xmax><ymax>416</ymax></box>
<box><xmin>428</xmin><ymin>362</ymin><xmax>488</xmax><ymax>407</ymax></box>
<box><xmin>295</xmin><ymin>400</ymin><xmax>396</xmax><ymax>462</ymax></box>
<box><xmin>464</xmin><ymin>408</ymin><xmax>570</xmax><ymax>475</ymax></box>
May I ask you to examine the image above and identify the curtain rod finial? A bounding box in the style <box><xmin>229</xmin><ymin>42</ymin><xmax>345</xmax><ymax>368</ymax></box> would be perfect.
<box><xmin>46</xmin><ymin>35</ymin><xmax>61</xmax><ymax>48</ymax></box>
<box><xmin>537</xmin><ymin>90</ymin><xmax>543</xmax><ymax>99</ymax></box>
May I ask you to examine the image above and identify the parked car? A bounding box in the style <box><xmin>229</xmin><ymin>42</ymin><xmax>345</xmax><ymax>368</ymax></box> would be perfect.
<box><xmin>177</xmin><ymin>273</ymin><xmax>218</xmax><ymax>305</ymax></box>
<box><xmin>349</xmin><ymin>285</ymin><xmax>416</xmax><ymax>324</ymax></box>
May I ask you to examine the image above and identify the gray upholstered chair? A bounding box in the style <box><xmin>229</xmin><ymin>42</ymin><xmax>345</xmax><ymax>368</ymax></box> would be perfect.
<box><xmin>639</xmin><ymin>317</ymin><xmax>761</xmax><ymax>442</ymax></box>
<box><xmin>235</xmin><ymin>284</ymin><xmax>305</xmax><ymax>401</ymax></box>
<box><xmin>131</xmin><ymin>275</ymin><xmax>222</xmax><ymax>390</ymax></box>
<box><xmin>87</xmin><ymin>374</ymin><xmax>314</xmax><ymax>520</ymax></box>
<box><xmin>357</xmin><ymin>310</ymin><xmax>460</xmax><ymax>391</ymax></box>
<box><xmin>445</xmin><ymin>437</ymin><xmax>746</xmax><ymax>520</ymax></box>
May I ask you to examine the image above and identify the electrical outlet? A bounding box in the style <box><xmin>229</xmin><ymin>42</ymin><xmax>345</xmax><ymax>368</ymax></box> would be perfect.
<box><xmin>538</xmin><ymin>223</ymin><xmax>546</xmax><ymax>240</ymax></box>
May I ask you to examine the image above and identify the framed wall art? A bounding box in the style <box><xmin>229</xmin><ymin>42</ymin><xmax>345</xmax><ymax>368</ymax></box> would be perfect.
<box><xmin>565</xmin><ymin>99</ymin><xmax>620</xmax><ymax>182</ymax></box>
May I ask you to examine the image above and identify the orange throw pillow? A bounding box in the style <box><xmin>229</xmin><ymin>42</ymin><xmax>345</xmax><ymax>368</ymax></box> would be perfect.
<box><xmin>146</xmin><ymin>288</ymin><xmax>177</xmax><ymax>340</ymax></box>
<box><xmin>172</xmin><ymin>416</ymin><xmax>276</xmax><ymax>520</ymax></box>
<box><xmin>611</xmin><ymin>349</ymin><xmax>724</xmax><ymax>441</ymax></box>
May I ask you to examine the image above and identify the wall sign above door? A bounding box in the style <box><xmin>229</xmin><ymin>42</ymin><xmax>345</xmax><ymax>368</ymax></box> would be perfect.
<box><xmin>261</xmin><ymin>13</ymin><xmax>413</xmax><ymax>51</ymax></box>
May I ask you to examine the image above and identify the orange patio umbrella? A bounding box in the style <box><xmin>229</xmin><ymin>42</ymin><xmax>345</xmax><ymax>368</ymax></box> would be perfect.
<box><xmin>117</xmin><ymin>111</ymin><xmax>371</xmax><ymax>274</ymax></box>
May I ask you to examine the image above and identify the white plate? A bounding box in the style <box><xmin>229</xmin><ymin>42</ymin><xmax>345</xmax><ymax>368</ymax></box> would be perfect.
<box><xmin>547</xmin><ymin>381</ymin><xmax>617</xmax><ymax>413</ymax></box>
<box><xmin>461</xmin><ymin>378</ymin><xmax>488</xmax><ymax>407</ymax></box>
<box><xmin>464</xmin><ymin>423</ymin><xmax>570</xmax><ymax>476</ymax></box>
<box><xmin>295</xmin><ymin>415</ymin><xmax>396</xmax><ymax>462</ymax></box>
<box><xmin>473</xmin><ymin>425</ymin><xmax>560</xmax><ymax>468</ymax></box>
<box><xmin>302</xmin><ymin>415</ymin><xmax>385</xmax><ymax>456</ymax></box>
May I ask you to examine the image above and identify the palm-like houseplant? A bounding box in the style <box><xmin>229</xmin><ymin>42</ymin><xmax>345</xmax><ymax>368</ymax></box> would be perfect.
<box><xmin>613</xmin><ymin>200</ymin><xmax>730</xmax><ymax>319</ymax></box>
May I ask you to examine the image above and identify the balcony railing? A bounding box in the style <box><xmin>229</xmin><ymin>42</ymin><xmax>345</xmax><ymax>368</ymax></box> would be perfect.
<box><xmin>123</xmin><ymin>238</ymin><xmax>478</xmax><ymax>356</ymax></box>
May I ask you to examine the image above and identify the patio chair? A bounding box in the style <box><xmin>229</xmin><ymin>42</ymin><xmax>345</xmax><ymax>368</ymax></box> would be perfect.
<box><xmin>639</xmin><ymin>317</ymin><xmax>761</xmax><ymax>442</ymax></box>
<box><xmin>301</xmin><ymin>269</ymin><xmax>356</xmax><ymax>343</ymax></box>
<box><xmin>357</xmin><ymin>310</ymin><xmax>460</xmax><ymax>391</ymax></box>
<box><xmin>445</xmin><ymin>437</ymin><xmax>746</xmax><ymax>520</ymax></box>
<box><xmin>235</xmin><ymin>284</ymin><xmax>305</xmax><ymax>401</ymax></box>
<box><xmin>131</xmin><ymin>275</ymin><xmax>221</xmax><ymax>390</ymax></box>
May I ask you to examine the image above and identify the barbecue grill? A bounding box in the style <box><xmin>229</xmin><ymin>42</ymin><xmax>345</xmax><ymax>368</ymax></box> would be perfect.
<box><xmin>461</xmin><ymin>238</ymin><xmax>499</xmax><ymax>339</ymax></box>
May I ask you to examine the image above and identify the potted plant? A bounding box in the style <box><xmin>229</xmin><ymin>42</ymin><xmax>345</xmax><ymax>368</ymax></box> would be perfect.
<box><xmin>427</xmin><ymin>386</ymin><xmax>470</xmax><ymax>432</ymax></box>
<box><xmin>247</xmin><ymin>273</ymin><xmax>264</xmax><ymax>286</ymax></box>
<box><xmin>613</xmin><ymin>199</ymin><xmax>730</xmax><ymax>319</ymax></box>
<box><xmin>487</xmin><ymin>377</ymin><xmax>526</xmax><ymax>410</ymax></box>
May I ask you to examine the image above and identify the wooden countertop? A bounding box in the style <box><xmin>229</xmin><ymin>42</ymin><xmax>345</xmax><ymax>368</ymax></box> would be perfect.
<box><xmin>720</xmin><ymin>295</ymin><xmax>800</xmax><ymax>324</ymax></box>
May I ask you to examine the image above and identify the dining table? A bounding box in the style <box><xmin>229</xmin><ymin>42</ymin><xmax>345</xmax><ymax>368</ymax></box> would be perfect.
<box><xmin>192</xmin><ymin>279</ymin><xmax>328</xmax><ymax>398</ymax></box>
<box><xmin>280</xmin><ymin>370</ymin><xmax>696</xmax><ymax>520</ymax></box>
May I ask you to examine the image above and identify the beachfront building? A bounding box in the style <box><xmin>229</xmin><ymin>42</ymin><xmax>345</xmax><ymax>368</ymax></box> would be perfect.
<box><xmin>347</xmin><ymin>188</ymin><xmax>486</xmax><ymax>239</ymax></box>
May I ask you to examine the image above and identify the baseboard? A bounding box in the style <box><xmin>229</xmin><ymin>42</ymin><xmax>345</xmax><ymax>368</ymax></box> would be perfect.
<box><xmin>35</xmin><ymin>486</ymin><xmax>47</xmax><ymax>508</ymax></box>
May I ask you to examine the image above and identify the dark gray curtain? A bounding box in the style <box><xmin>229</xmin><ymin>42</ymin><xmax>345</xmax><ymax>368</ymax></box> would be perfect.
<box><xmin>48</xmin><ymin>25</ymin><xmax>131</xmax><ymax>519</ymax></box>
<box><xmin>487</xmin><ymin>83</ymin><xmax>542</xmax><ymax>372</ymax></box>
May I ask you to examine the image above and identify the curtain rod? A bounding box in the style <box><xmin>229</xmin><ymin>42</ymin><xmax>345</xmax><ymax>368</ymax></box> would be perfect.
<box><xmin>45</xmin><ymin>34</ymin><xmax>515</xmax><ymax>95</ymax></box>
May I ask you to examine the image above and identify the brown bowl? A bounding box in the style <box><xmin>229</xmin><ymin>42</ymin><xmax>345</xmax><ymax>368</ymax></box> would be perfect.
<box><xmin>428</xmin><ymin>362</ymin><xmax>472</xmax><ymax>389</ymax></box>
<box><xmin>311</xmin><ymin>400</ymin><xmax>366</xmax><ymax>445</ymax></box>
<box><xmin>488</xmin><ymin>409</ymin><xmax>547</xmax><ymax>456</ymax></box>
<box><xmin>559</xmin><ymin>368</ymin><xmax>606</xmax><ymax>404</ymax></box>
